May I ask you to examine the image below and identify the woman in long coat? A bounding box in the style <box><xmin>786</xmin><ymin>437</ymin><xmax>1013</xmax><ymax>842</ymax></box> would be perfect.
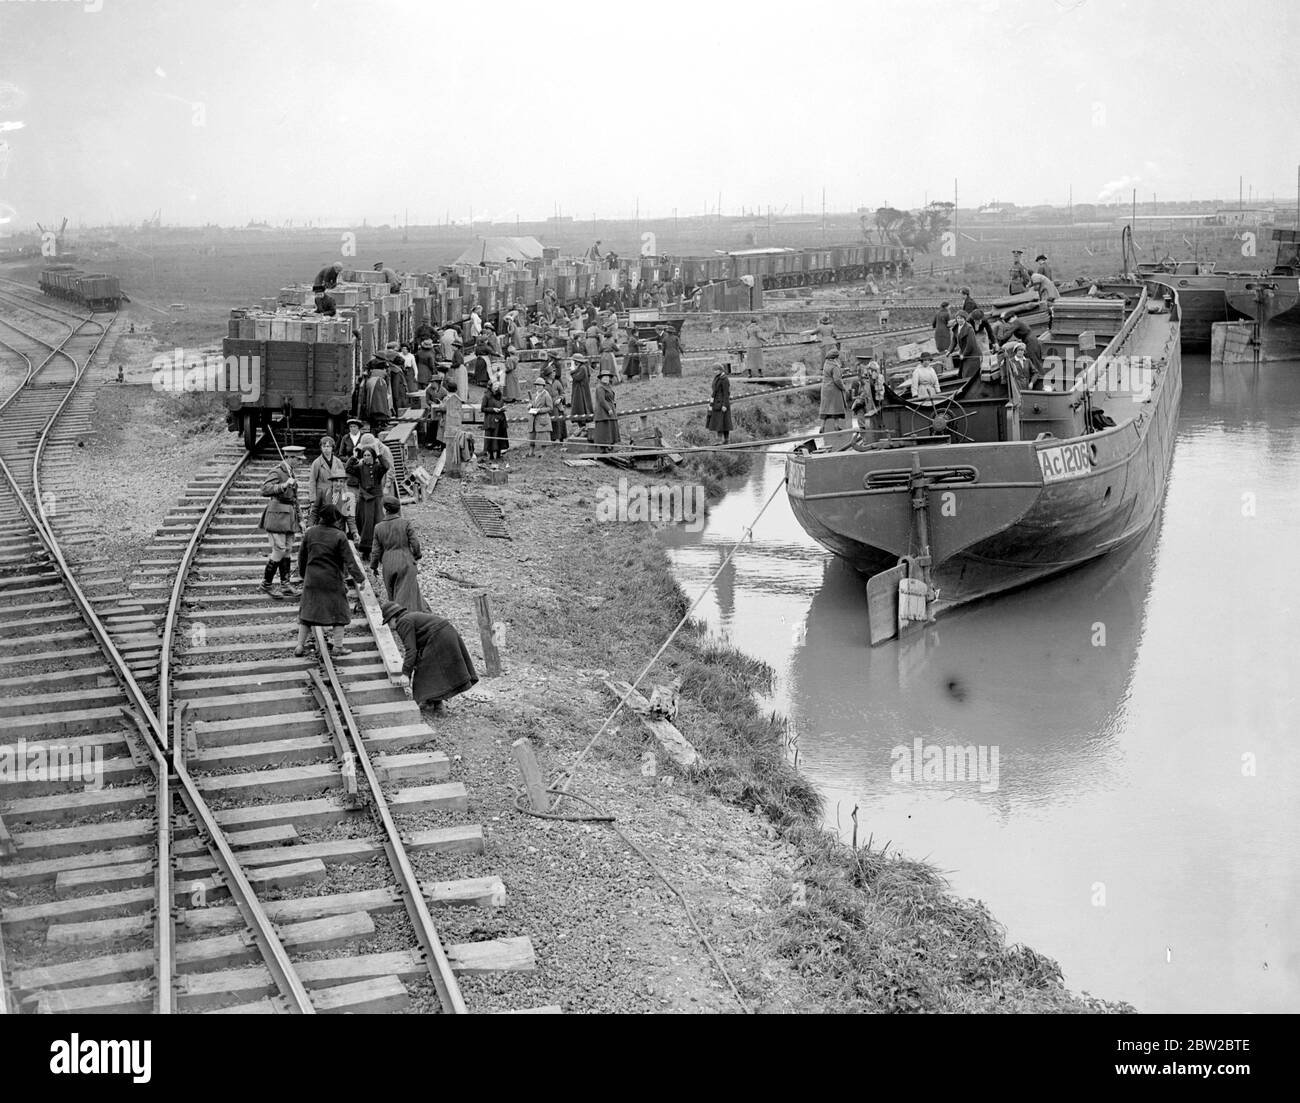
<box><xmin>345</xmin><ymin>446</ymin><xmax>389</xmax><ymax>558</ymax></box>
<box><xmin>381</xmin><ymin>601</ymin><xmax>478</xmax><ymax>711</ymax></box>
<box><xmin>481</xmin><ymin>382</ymin><xmax>510</xmax><ymax>461</ymax></box>
<box><xmin>502</xmin><ymin>347</ymin><xmax>522</xmax><ymax>402</ymax></box>
<box><xmin>295</xmin><ymin>503</ymin><xmax>363</xmax><ymax>656</ymax></box>
<box><xmin>584</xmin><ymin>325</ymin><xmax>601</xmax><ymax>359</ymax></box>
<box><xmin>932</xmin><ymin>303</ymin><xmax>952</xmax><ymax>353</ymax></box>
<box><xmin>623</xmin><ymin>334</ymin><xmax>641</xmax><ymax>380</ymax></box>
<box><xmin>706</xmin><ymin>364</ymin><xmax>732</xmax><ymax>444</ymax></box>
<box><xmin>598</xmin><ymin>343</ymin><xmax>618</xmax><ymax>384</ymax></box>
<box><xmin>592</xmin><ymin>371</ymin><xmax>620</xmax><ymax>449</ymax></box>
<box><xmin>369</xmin><ymin>497</ymin><xmax>430</xmax><ymax>613</ymax></box>
<box><xmin>527</xmin><ymin>374</ymin><xmax>554</xmax><ymax>458</ymax></box>
<box><xmin>569</xmin><ymin>354</ymin><xmax>594</xmax><ymax>427</ymax></box>
<box><xmin>660</xmin><ymin>327</ymin><xmax>683</xmax><ymax>377</ymax></box>
<box><xmin>744</xmin><ymin>319</ymin><xmax>765</xmax><ymax>376</ymax></box>
<box><xmin>813</xmin><ymin>314</ymin><xmax>839</xmax><ymax>367</ymax></box>
<box><xmin>546</xmin><ymin>368</ymin><xmax>568</xmax><ymax>444</ymax></box>
<box><xmin>819</xmin><ymin>349</ymin><xmax>848</xmax><ymax>433</ymax></box>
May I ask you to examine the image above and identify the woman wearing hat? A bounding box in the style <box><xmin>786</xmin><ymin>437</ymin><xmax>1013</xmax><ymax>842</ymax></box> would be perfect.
<box><xmin>345</xmin><ymin>440</ymin><xmax>389</xmax><ymax>558</ymax></box>
<box><xmin>569</xmin><ymin>353</ymin><xmax>594</xmax><ymax>429</ymax></box>
<box><xmin>707</xmin><ymin>363</ymin><xmax>733</xmax><ymax>445</ymax></box>
<box><xmin>584</xmin><ymin>323</ymin><xmax>601</xmax><ymax>360</ymax></box>
<box><xmin>380</xmin><ymin>600</ymin><xmax>478</xmax><ymax>713</ymax></box>
<box><xmin>932</xmin><ymin>301</ymin><xmax>952</xmax><ymax>354</ymax></box>
<box><xmin>660</xmin><ymin>324</ymin><xmax>683</xmax><ymax>378</ymax></box>
<box><xmin>359</xmin><ymin>356</ymin><xmax>394</xmax><ymax>432</ymax></box>
<box><xmin>592</xmin><ymin>367</ymin><xmax>619</xmax><ymax>450</ymax></box>
<box><xmin>502</xmin><ymin>345</ymin><xmax>521</xmax><ymax>402</ymax></box>
<box><xmin>415</xmin><ymin>339</ymin><xmax>437</xmax><ymax>387</ymax></box>
<box><xmin>744</xmin><ymin>317</ymin><xmax>765</xmax><ymax>376</ymax></box>
<box><xmin>308</xmin><ymin>435</ymin><xmax>348</xmax><ymax>527</ymax></box>
<box><xmin>527</xmin><ymin>372</ymin><xmax>554</xmax><ymax>458</ymax></box>
<box><xmin>369</xmin><ymin>497</ymin><xmax>429</xmax><ymax>613</ymax></box>
<box><xmin>295</xmin><ymin>503</ymin><xmax>363</xmax><ymax>657</ymax></box>
<box><xmin>481</xmin><ymin>381</ymin><xmax>510</xmax><ymax>463</ymax></box>
<box><xmin>811</xmin><ymin>314</ymin><xmax>838</xmax><ymax>367</ymax></box>
<box><xmin>547</xmin><ymin>363</ymin><xmax>568</xmax><ymax>446</ymax></box>
<box><xmin>819</xmin><ymin>348</ymin><xmax>848</xmax><ymax>434</ymax></box>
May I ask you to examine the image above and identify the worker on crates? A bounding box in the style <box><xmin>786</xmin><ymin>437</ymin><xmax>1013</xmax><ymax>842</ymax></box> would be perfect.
<box><xmin>313</xmin><ymin>262</ymin><xmax>343</xmax><ymax>291</ymax></box>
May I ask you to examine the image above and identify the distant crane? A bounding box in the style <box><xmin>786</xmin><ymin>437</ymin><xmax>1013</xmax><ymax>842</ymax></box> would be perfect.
<box><xmin>36</xmin><ymin>217</ymin><xmax>69</xmax><ymax>254</ymax></box>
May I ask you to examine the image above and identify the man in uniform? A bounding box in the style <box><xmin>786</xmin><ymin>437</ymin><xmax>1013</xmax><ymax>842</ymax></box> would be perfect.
<box><xmin>1008</xmin><ymin>249</ymin><xmax>1031</xmax><ymax>295</ymax></box>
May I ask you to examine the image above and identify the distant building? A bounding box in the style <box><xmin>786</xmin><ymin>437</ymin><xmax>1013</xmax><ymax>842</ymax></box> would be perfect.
<box><xmin>1216</xmin><ymin>208</ymin><xmax>1272</xmax><ymax>225</ymax></box>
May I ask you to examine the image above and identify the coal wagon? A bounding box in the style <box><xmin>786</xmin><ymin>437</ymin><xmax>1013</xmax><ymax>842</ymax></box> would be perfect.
<box><xmin>39</xmin><ymin>265</ymin><xmax>126</xmax><ymax>311</ymax></box>
<box><xmin>221</xmin><ymin>337</ymin><xmax>358</xmax><ymax>449</ymax></box>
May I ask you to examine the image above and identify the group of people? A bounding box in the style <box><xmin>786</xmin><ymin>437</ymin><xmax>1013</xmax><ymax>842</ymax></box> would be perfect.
<box><xmin>816</xmin><ymin>349</ymin><xmax>888</xmax><ymax>436</ymax></box>
<box><xmin>256</xmin><ymin>441</ymin><xmax>478</xmax><ymax>711</ymax></box>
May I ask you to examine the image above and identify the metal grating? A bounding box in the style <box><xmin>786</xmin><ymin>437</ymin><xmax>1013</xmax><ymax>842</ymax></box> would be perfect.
<box><xmin>462</xmin><ymin>493</ymin><xmax>510</xmax><ymax>539</ymax></box>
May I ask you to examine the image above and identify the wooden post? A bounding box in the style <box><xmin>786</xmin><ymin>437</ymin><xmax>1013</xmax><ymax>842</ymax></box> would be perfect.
<box><xmin>474</xmin><ymin>591</ymin><xmax>502</xmax><ymax>676</ymax></box>
<box><xmin>511</xmin><ymin>738</ymin><xmax>549</xmax><ymax>812</ymax></box>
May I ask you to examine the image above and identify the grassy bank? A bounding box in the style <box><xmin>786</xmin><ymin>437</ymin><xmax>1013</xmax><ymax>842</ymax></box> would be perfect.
<box><xmin>620</xmin><ymin>542</ymin><xmax>1132</xmax><ymax>1013</ymax></box>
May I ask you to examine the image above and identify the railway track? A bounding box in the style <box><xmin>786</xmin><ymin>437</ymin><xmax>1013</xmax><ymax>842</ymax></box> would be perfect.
<box><xmin>0</xmin><ymin>290</ymin><xmax>543</xmax><ymax>1013</ymax></box>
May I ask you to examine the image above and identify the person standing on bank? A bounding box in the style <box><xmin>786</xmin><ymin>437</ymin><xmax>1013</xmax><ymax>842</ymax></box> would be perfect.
<box><xmin>744</xmin><ymin>317</ymin><xmax>765</xmax><ymax>376</ymax></box>
<box><xmin>660</xmin><ymin>324</ymin><xmax>683</xmax><ymax>377</ymax></box>
<box><xmin>569</xmin><ymin>353</ymin><xmax>594</xmax><ymax>429</ymax></box>
<box><xmin>294</xmin><ymin>503</ymin><xmax>362</xmax><ymax>657</ymax></box>
<box><xmin>593</xmin><ymin>368</ymin><xmax>619</xmax><ymax>450</ymax></box>
<box><xmin>481</xmin><ymin>381</ymin><xmax>510</xmax><ymax>462</ymax></box>
<box><xmin>258</xmin><ymin>446</ymin><xmax>304</xmax><ymax>598</ymax></box>
<box><xmin>380</xmin><ymin>601</ymin><xmax>479</xmax><ymax>713</ymax></box>
<box><xmin>369</xmin><ymin>497</ymin><xmax>429</xmax><ymax>613</ymax></box>
<box><xmin>707</xmin><ymin>362</ymin><xmax>733</xmax><ymax>445</ymax></box>
<box><xmin>527</xmin><ymin>372</ymin><xmax>554</xmax><ymax>459</ymax></box>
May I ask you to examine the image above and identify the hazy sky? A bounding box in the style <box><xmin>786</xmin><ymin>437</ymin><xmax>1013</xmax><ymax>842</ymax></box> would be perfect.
<box><xmin>0</xmin><ymin>0</ymin><xmax>1296</xmax><ymax>228</ymax></box>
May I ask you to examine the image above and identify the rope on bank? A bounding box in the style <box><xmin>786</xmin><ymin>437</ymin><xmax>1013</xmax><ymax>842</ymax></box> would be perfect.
<box><xmin>551</xmin><ymin>469</ymin><xmax>790</xmax><ymax>801</ymax></box>
<box><xmin>514</xmin><ymin>786</ymin><xmax>752</xmax><ymax>1014</ymax></box>
<box><xmin>510</xmin><ymin>475</ymin><xmax>789</xmax><ymax>1014</ymax></box>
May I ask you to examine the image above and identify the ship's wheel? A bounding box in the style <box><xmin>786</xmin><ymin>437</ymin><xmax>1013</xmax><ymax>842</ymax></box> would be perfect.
<box><xmin>905</xmin><ymin>397</ymin><xmax>974</xmax><ymax>442</ymax></box>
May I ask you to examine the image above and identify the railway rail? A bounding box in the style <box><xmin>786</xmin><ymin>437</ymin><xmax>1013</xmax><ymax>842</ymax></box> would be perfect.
<box><xmin>0</xmin><ymin>286</ymin><xmax>544</xmax><ymax>1013</ymax></box>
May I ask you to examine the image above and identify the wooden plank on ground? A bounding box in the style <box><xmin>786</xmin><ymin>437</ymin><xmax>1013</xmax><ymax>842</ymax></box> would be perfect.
<box><xmin>604</xmin><ymin>679</ymin><xmax>699</xmax><ymax>769</ymax></box>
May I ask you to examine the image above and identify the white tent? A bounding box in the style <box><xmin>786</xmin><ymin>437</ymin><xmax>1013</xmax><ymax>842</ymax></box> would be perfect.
<box><xmin>453</xmin><ymin>236</ymin><xmax>544</xmax><ymax>266</ymax></box>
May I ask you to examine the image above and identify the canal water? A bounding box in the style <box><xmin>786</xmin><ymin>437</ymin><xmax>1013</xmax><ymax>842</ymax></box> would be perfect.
<box><xmin>662</xmin><ymin>353</ymin><xmax>1299</xmax><ymax>1013</ymax></box>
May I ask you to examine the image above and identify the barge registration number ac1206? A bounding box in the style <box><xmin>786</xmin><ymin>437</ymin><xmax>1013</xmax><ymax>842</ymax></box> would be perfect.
<box><xmin>1038</xmin><ymin>441</ymin><xmax>1093</xmax><ymax>483</ymax></box>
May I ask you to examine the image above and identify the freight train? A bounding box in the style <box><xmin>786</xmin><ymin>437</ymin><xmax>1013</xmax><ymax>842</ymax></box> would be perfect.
<box><xmin>672</xmin><ymin>242</ymin><xmax>913</xmax><ymax>291</ymax></box>
<box><xmin>39</xmin><ymin>265</ymin><xmax>126</xmax><ymax>311</ymax></box>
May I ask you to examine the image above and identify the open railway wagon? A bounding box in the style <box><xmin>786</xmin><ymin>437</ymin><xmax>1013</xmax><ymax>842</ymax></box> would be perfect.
<box><xmin>39</xmin><ymin>264</ymin><xmax>127</xmax><ymax>311</ymax></box>
<box><xmin>222</xmin><ymin>335</ymin><xmax>357</xmax><ymax>448</ymax></box>
<box><xmin>675</xmin><ymin>243</ymin><xmax>913</xmax><ymax>293</ymax></box>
